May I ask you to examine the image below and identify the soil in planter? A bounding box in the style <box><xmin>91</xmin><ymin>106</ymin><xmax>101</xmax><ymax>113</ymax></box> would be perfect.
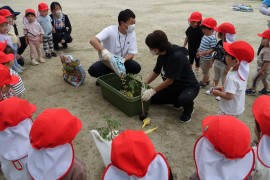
<box><xmin>120</xmin><ymin>74</ymin><xmax>145</xmax><ymax>97</ymax></box>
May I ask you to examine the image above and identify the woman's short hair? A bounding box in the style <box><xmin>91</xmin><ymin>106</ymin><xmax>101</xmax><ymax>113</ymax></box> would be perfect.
<box><xmin>145</xmin><ymin>30</ymin><xmax>171</xmax><ymax>52</ymax></box>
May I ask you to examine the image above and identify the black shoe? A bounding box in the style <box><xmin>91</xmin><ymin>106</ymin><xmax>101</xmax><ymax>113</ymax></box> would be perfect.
<box><xmin>51</xmin><ymin>51</ymin><xmax>57</xmax><ymax>57</ymax></box>
<box><xmin>54</xmin><ymin>44</ymin><xmax>60</xmax><ymax>51</ymax></box>
<box><xmin>62</xmin><ymin>43</ymin><xmax>68</xmax><ymax>49</ymax></box>
<box><xmin>180</xmin><ymin>113</ymin><xmax>191</xmax><ymax>123</ymax></box>
<box><xmin>45</xmin><ymin>53</ymin><xmax>52</xmax><ymax>59</ymax></box>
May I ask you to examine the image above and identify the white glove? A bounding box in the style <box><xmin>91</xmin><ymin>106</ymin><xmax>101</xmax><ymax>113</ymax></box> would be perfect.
<box><xmin>142</xmin><ymin>89</ymin><xmax>156</xmax><ymax>101</ymax></box>
<box><xmin>101</xmin><ymin>49</ymin><xmax>111</xmax><ymax>61</ymax></box>
<box><xmin>141</xmin><ymin>84</ymin><xmax>147</xmax><ymax>94</ymax></box>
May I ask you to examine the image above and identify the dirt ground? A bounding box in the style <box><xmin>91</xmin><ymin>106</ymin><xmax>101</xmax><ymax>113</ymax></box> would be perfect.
<box><xmin>0</xmin><ymin>0</ymin><xmax>267</xmax><ymax>179</ymax></box>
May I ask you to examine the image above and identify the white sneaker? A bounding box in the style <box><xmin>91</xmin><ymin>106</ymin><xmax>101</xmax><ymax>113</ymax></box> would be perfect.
<box><xmin>215</xmin><ymin>96</ymin><xmax>221</xmax><ymax>101</ymax></box>
<box><xmin>205</xmin><ymin>89</ymin><xmax>211</xmax><ymax>95</ymax></box>
<box><xmin>31</xmin><ymin>59</ymin><xmax>39</xmax><ymax>65</ymax></box>
<box><xmin>39</xmin><ymin>58</ymin><xmax>45</xmax><ymax>63</ymax></box>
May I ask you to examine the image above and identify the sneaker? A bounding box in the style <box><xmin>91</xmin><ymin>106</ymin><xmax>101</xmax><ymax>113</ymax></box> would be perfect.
<box><xmin>39</xmin><ymin>58</ymin><xmax>45</xmax><ymax>63</ymax></box>
<box><xmin>245</xmin><ymin>88</ymin><xmax>256</xmax><ymax>95</ymax></box>
<box><xmin>45</xmin><ymin>53</ymin><xmax>52</xmax><ymax>59</ymax></box>
<box><xmin>17</xmin><ymin>64</ymin><xmax>25</xmax><ymax>71</ymax></box>
<box><xmin>205</xmin><ymin>89</ymin><xmax>212</xmax><ymax>95</ymax></box>
<box><xmin>12</xmin><ymin>66</ymin><xmax>23</xmax><ymax>74</ymax></box>
<box><xmin>180</xmin><ymin>113</ymin><xmax>191</xmax><ymax>123</ymax></box>
<box><xmin>51</xmin><ymin>51</ymin><xmax>57</xmax><ymax>57</ymax></box>
<box><xmin>258</xmin><ymin>88</ymin><xmax>270</xmax><ymax>95</ymax></box>
<box><xmin>31</xmin><ymin>59</ymin><xmax>39</xmax><ymax>65</ymax></box>
<box><xmin>199</xmin><ymin>81</ymin><xmax>209</xmax><ymax>89</ymax></box>
<box><xmin>54</xmin><ymin>44</ymin><xmax>60</xmax><ymax>51</ymax></box>
<box><xmin>215</xmin><ymin>96</ymin><xmax>221</xmax><ymax>101</ymax></box>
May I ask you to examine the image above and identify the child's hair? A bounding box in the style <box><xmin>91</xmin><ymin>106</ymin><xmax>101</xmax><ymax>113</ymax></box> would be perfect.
<box><xmin>118</xmin><ymin>9</ymin><xmax>135</xmax><ymax>25</ymax></box>
<box><xmin>201</xmin><ymin>25</ymin><xmax>212</xmax><ymax>30</ymax></box>
<box><xmin>50</xmin><ymin>2</ymin><xmax>62</xmax><ymax>11</ymax></box>
<box><xmin>145</xmin><ymin>30</ymin><xmax>171</xmax><ymax>52</ymax></box>
<box><xmin>4</xmin><ymin>44</ymin><xmax>14</xmax><ymax>54</ymax></box>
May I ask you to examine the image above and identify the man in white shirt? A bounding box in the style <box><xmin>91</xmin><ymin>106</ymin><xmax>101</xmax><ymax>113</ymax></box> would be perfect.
<box><xmin>88</xmin><ymin>9</ymin><xmax>141</xmax><ymax>81</ymax></box>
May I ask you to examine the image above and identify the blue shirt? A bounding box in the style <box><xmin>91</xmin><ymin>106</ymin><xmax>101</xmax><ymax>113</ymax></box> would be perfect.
<box><xmin>199</xmin><ymin>35</ymin><xmax>217</xmax><ymax>60</ymax></box>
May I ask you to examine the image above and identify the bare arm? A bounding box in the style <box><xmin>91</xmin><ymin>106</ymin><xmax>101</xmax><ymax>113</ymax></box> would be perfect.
<box><xmin>183</xmin><ymin>36</ymin><xmax>188</xmax><ymax>47</ymax></box>
<box><xmin>89</xmin><ymin>37</ymin><xmax>104</xmax><ymax>52</ymax></box>
<box><xmin>198</xmin><ymin>48</ymin><xmax>215</xmax><ymax>57</ymax></box>
<box><xmin>145</xmin><ymin>71</ymin><xmax>159</xmax><ymax>84</ymax></box>
<box><xmin>124</xmin><ymin>54</ymin><xmax>134</xmax><ymax>62</ymax></box>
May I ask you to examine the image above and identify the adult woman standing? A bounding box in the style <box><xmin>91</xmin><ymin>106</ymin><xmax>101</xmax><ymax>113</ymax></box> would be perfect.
<box><xmin>142</xmin><ymin>30</ymin><xmax>199</xmax><ymax>123</ymax></box>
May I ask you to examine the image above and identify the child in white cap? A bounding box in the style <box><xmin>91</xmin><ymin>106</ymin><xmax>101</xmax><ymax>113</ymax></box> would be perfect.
<box><xmin>212</xmin><ymin>40</ymin><xmax>254</xmax><ymax>117</ymax></box>
<box><xmin>251</xmin><ymin>95</ymin><xmax>270</xmax><ymax>179</ymax></box>
<box><xmin>27</xmin><ymin>108</ymin><xmax>87</xmax><ymax>180</ymax></box>
<box><xmin>102</xmin><ymin>130</ymin><xmax>174</xmax><ymax>180</ymax></box>
<box><xmin>190</xmin><ymin>115</ymin><xmax>255</xmax><ymax>180</ymax></box>
<box><xmin>0</xmin><ymin>97</ymin><xmax>36</xmax><ymax>180</ymax></box>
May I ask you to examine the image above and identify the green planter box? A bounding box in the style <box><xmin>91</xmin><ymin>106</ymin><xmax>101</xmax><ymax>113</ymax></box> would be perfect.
<box><xmin>97</xmin><ymin>73</ymin><xmax>151</xmax><ymax>117</ymax></box>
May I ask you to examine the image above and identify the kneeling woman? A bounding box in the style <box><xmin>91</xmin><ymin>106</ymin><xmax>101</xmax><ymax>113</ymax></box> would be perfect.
<box><xmin>142</xmin><ymin>30</ymin><xmax>199</xmax><ymax>123</ymax></box>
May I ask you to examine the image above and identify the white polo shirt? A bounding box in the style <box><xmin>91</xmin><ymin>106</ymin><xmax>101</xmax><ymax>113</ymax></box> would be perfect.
<box><xmin>96</xmin><ymin>25</ymin><xmax>138</xmax><ymax>57</ymax></box>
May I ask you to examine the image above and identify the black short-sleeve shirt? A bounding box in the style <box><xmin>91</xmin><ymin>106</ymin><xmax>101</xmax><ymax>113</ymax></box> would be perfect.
<box><xmin>153</xmin><ymin>45</ymin><xmax>198</xmax><ymax>88</ymax></box>
<box><xmin>185</xmin><ymin>26</ymin><xmax>204</xmax><ymax>54</ymax></box>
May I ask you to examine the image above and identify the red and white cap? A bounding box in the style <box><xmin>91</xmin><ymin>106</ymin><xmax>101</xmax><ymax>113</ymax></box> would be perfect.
<box><xmin>25</xmin><ymin>9</ymin><xmax>36</xmax><ymax>17</ymax></box>
<box><xmin>0</xmin><ymin>9</ymin><xmax>13</xmax><ymax>18</ymax></box>
<box><xmin>201</xmin><ymin>17</ymin><xmax>217</xmax><ymax>29</ymax></box>
<box><xmin>188</xmin><ymin>12</ymin><xmax>202</xmax><ymax>22</ymax></box>
<box><xmin>0</xmin><ymin>97</ymin><xmax>36</xmax><ymax>160</ymax></box>
<box><xmin>0</xmin><ymin>51</ymin><xmax>14</xmax><ymax>64</ymax></box>
<box><xmin>214</xmin><ymin>22</ymin><xmax>236</xmax><ymax>43</ymax></box>
<box><xmin>102</xmin><ymin>130</ymin><xmax>171</xmax><ymax>180</ymax></box>
<box><xmin>0</xmin><ymin>15</ymin><xmax>7</xmax><ymax>24</ymax></box>
<box><xmin>0</xmin><ymin>64</ymin><xmax>18</xmax><ymax>87</ymax></box>
<box><xmin>223</xmin><ymin>40</ymin><xmax>254</xmax><ymax>81</ymax></box>
<box><xmin>194</xmin><ymin>115</ymin><xmax>255</xmax><ymax>180</ymax></box>
<box><xmin>27</xmin><ymin>108</ymin><xmax>82</xmax><ymax>180</ymax></box>
<box><xmin>252</xmin><ymin>95</ymin><xmax>270</xmax><ymax>168</ymax></box>
<box><xmin>258</xmin><ymin>29</ymin><xmax>270</xmax><ymax>39</ymax></box>
<box><xmin>38</xmin><ymin>3</ymin><xmax>49</xmax><ymax>11</ymax></box>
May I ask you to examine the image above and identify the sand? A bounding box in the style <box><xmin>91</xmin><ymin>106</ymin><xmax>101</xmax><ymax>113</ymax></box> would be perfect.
<box><xmin>0</xmin><ymin>0</ymin><xmax>266</xmax><ymax>179</ymax></box>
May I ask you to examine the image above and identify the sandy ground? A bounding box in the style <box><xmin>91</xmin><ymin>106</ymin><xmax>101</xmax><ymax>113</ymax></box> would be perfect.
<box><xmin>0</xmin><ymin>0</ymin><xmax>267</xmax><ymax>179</ymax></box>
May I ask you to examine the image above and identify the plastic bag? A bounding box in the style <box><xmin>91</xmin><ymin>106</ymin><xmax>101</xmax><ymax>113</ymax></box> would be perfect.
<box><xmin>99</xmin><ymin>52</ymin><xmax>126</xmax><ymax>78</ymax></box>
<box><xmin>60</xmin><ymin>53</ymin><xmax>85</xmax><ymax>87</ymax></box>
<box><xmin>90</xmin><ymin>130</ymin><xmax>112</xmax><ymax>167</ymax></box>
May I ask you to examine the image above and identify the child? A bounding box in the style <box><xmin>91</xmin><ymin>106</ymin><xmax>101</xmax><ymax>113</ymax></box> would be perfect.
<box><xmin>189</xmin><ymin>115</ymin><xmax>255</xmax><ymax>180</ymax></box>
<box><xmin>0</xmin><ymin>62</ymin><xmax>18</xmax><ymax>101</ymax></box>
<box><xmin>183</xmin><ymin>12</ymin><xmax>203</xmax><ymax>75</ymax></box>
<box><xmin>196</xmin><ymin>17</ymin><xmax>217</xmax><ymax>88</ymax></box>
<box><xmin>23</xmin><ymin>9</ymin><xmax>44</xmax><ymax>65</ymax></box>
<box><xmin>0</xmin><ymin>9</ymin><xmax>24</xmax><ymax>73</ymax></box>
<box><xmin>0</xmin><ymin>97</ymin><xmax>36</xmax><ymax>180</ymax></box>
<box><xmin>102</xmin><ymin>130</ymin><xmax>173</xmax><ymax>180</ymax></box>
<box><xmin>0</xmin><ymin>42</ymin><xmax>25</xmax><ymax>97</ymax></box>
<box><xmin>50</xmin><ymin>2</ymin><xmax>72</xmax><ymax>50</ymax></box>
<box><xmin>27</xmin><ymin>108</ymin><xmax>87</xmax><ymax>179</ymax></box>
<box><xmin>212</xmin><ymin>41</ymin><xmax>254</xmax><ymax>117</ymax></box>
<box><xmin>37</xmin><ymin>3</ymin><xmax>57</xmax><ymax>59</ymax></box>
<box><xmin>246</xmin><ymin>29</ymin><xmax>270</xmax><ymax>95</ymax></box>
<box><xmin>252</xmin><ymin>95</ymin><xmax>270</xmax><ymax>179</ymax></box>
<box><xmin>206</xmin><ymin>22</ymin><xmax>236</xmax><ymax>101</ymax></box>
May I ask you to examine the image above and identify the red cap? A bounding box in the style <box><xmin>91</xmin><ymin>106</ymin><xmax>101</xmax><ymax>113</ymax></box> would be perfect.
<box><xmin>0</xmin><ymin>51</ymin><xmax>14</xmax><ymax>64</ymax></box>
<box><xmin>0</xmin><ymin>64</ymin><xmax>18</xmax><ymax>87</ymax></box>
<box><xmin>0</xmin><ymin>9</ymin><xmax>13</xmax><ymax>18</ymax></box>
<box><xmin>258</xmin><ymin>29</ymin><xmax>270</xmax><ymax>39</ymax></box>
<box><xmin>214</xmin><ymin>22</ymin><xmax>236</xmax><ymax>34</ymax></box>
<box><xmin>25</xmin><ymin>9</ymin><xmax>36</xmax><ymax>17</ymax></box>
<box><xmin>30</xmin><ymin>108</ymin><xmax>82</xmax><ymax>149</ymax></box>
<box><xmin>0</xmin><ymin>41</ymin><xmax>7</xmax><ymax>52</ymax></box>
<box><xmin>252</xmin><ymin>95</ymin><xmax>270</xmax><ymax>136</ymax></box>
<box><xmin>202</xmin><ymin>115</ymin><xmax>251</xmax><ymax>159</ymax></box>
<box><xmin>188</xmin><ymin>12</ymin><xmax>202</xmax><ymax>22</ymax></box>
<box><xmin>0</xmin><ymin>16</ymin><xmax>7</xmax><ymax>24</ymax></box>
<box><xmin>201</xmin><ymin>17</ymin><xmax>217</xmax><ymax>29</ymax></box>
<box><xmin>111</xmin><ymin>130</ymin><xmax>157</xmax><ymax>177</ymax></box>
<box><xmin>0</xmin><ymin>97</ymin><xmax>36</xmax><ymax>131</ymax></box>
<box><xmin>223</xmin><ymin>41</ymin><xmax>254</xmax><ymax>62</ymax></box>
<box><xmin>38</xmin><ymin>3</ymin><xmax>49</xmax><ymax>11</ymax></box>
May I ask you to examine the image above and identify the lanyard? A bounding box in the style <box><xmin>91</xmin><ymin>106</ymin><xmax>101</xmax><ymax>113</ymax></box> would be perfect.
<box><xmin>118</xmin><ymin>31</ymin><xmax>127</xmax><ymax>57</ymax></box>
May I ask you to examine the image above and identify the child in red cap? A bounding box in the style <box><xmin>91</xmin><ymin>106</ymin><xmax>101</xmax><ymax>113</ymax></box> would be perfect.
<box><xmin>27</xmin><ymin>108</ymin><xmax>87</xmax><ymax>180</ymax></box>
<box><xmin>0</xmin><ymin>63</ymin><xmax>18</xmax><ymax>101</ymax></box>
<box><xmin>0</xmin><ymin>9</ymin><xmax>25</xmax><ymax>74</ymax></box>
<box><xmin>37</xmin><ymin>3</ymin><xmax>57</xmax><ymax>59</ymax></box>
<box><xmin>102</xmin><ymin>130</ymin><xmax>174</xmax><ymax>180</ymax></box>
<box><xmin>196</xmin><ymin>17</ymin><xmax>217</xmax><ymax>88</ymax></box>
<box><xmin>0</xmin><ymin>97</ymin><xmax>36</xmax><ymax>180</ymax></box>
<box><xmin>189</xmin><ymin>115</ymin><xmax>255</xmax><ymax>180</ymax></box>
<box><xmin>251</xmin><ymin>95</ymin><xmax>270</xmax><ymax>179</ymax></box>
<box><xmin>246</xmin><ymin>29</ymin><xmax>270</xmax><ymax>95</ymax></box>
<box><xmin>0</xmin><ymin>42</ymin><xmax>26</xmax><ymax>97</ymax></box>
<box><xmin>23</xmin><ymin>9</ymin><xmax>44</xmax><ymax>65</ymax></box>
<box><xmin>212</xmin><ymin>40</ymin><xmax>254</xmax><ymax>117</ymax></box>
<box><xmin>206</xmin><ymin>22</ymin><xmax>236</xmax><ymax>101</ymax></box>
<box><xmin>183</xmin><ymin>12</ymin><xmax>203</xmax><ymax>75</ymax></box>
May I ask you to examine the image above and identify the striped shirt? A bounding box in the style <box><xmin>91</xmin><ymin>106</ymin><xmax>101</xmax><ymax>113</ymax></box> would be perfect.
<box><xmin>10</xmin><ymin>69</ymin><xmax>25</xmax><ymax>97</ymax></box>
<box><xmin>199</xmin><ymin>35</ymin><xmax>217</xmax><ymax>60</ymax></box>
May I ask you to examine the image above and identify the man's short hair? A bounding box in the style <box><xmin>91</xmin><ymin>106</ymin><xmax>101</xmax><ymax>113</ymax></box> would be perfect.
<box><xmin>118</xmin><ymin>9</ymin><xmax>135</xmax><ymax>25</ymax></box>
